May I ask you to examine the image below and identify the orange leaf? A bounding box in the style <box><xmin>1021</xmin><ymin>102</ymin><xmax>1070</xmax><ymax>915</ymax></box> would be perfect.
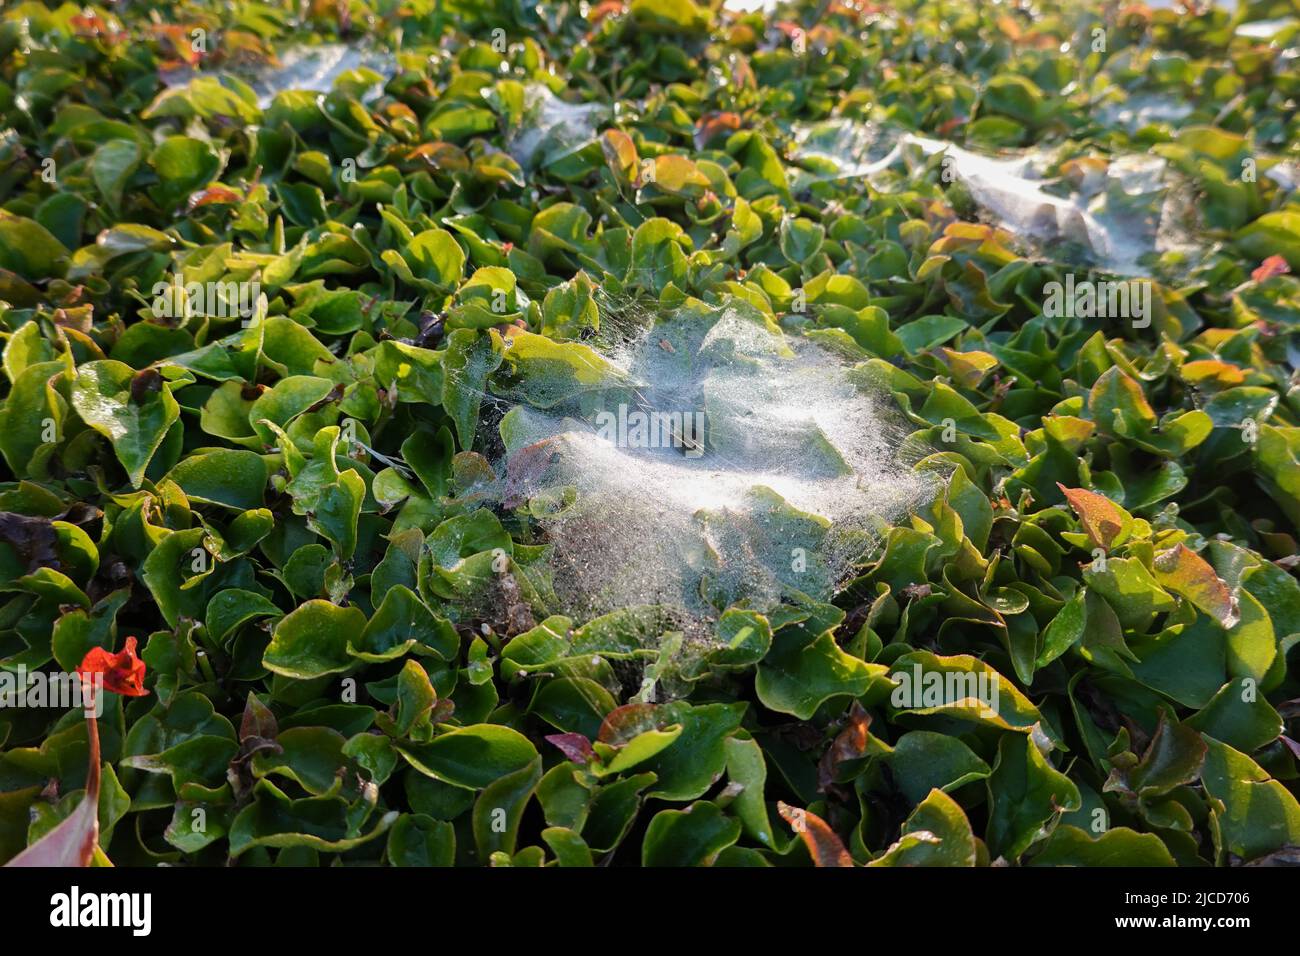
<box><xmin>403</xmin><ymin>142</ymin><xmax>470</xmax><ymax>173</ymax></box>
<box><xmin>936</xmin><ymin>114</ymin><xmax>968</xmax><ymax>137</ymax></box>
<box><xmin>1180</xmin><ymin>359</ymin><xmax>1245</xmax><ymax>389</ymax></box>
<box><xmin>695</xmin><ymin>111</ymin><xmax>741</xmax><ymax>149</ymax></box>
<box><xmin>588</xmin><ymin>1</ymin><xmax>625</xmax><ymax>25</ymax></box>
<box><xmin>187</xmin><ymin>185</ymin><xmax>243</xmax><ymax>211</ymax></box>
<box><xmin>1153</xmin><ymin>543</ymin><xmax>1240</xmax><ymax>629</ymax></box>
<box><xmin>1058</xmin><ymin>484</ymin><xmax>1131</xmax><ymax>551</ymax></box>
<box><xmin>778</xmin><ymin>802</ymin><xmax>854</xmax><ymax>867</ymax></box>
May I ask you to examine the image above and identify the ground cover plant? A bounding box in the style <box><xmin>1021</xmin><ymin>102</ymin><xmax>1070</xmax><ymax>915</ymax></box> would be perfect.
<box><xmin>0</xmin><ymin>0</ymin><xmax>1299</xmax><ymax>868</ymax></box>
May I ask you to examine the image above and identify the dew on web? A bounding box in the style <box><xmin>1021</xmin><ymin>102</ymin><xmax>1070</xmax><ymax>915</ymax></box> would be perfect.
<box><xmin>790</xmin><ymin>119</ymin><xmax>897</xmax><ymax>183</ymax></box>
<box><xmin>507</xmin><ymin>85</ymin><xmax>609</xmax><ymax>171</ymax></box>
<box><xmin>245</xmin><ymin>43</ymin><xmax>395</xmax><ymax>107</ymax></box>
<box><xmin>1094</xmin><ymin>93</ymin><xmax>1194</xmax><ymax>135</ymax></box>
<box><xmin>439</xmin><ymin>296</ymin><xmax>932</xmax><ymax>695</ymax></box>
<box><xmin>859</xmin><ymin>131</ymin><xmax>1203</xmax><ymax>276</ymax></box>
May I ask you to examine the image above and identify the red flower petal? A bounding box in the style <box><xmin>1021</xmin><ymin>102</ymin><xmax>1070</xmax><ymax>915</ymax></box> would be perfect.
<box><xmin>76</xmin><ymin>636</ymin><xmax>148</xmax><ymax>697</ymax></box>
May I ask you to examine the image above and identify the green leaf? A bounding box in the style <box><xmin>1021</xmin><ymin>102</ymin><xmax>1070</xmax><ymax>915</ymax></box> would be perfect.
<box><xmin>541</xmin><ymin>827</ymin><xmax>593</xmax><ymax>867</ymax></box>
<box><xmin>1028</xmin><ymin>825</ymin><xmax>1176</xmax><ymax>866</ymax></box>
<box><xmin>889</xmin><ymin>651</ymin><xmax>1044</xmax><ymax>732</ymax></box>
<box><xmin>594</xmin><ymin>724</ymin><xmax>683</xmax><ymax>775</ymax></box>
<box><xmin>779</xmin><ymin>217</ymin><xmax>825</xmax><ymax>265</ymax></box>
<box><xmin>227</xmin><ymin>779</ymin><xmax>396</xmax><ymax>858</ymax></box>
<box><xmin>869</xmin><ymin>788</ymin><xmax>977</xmax><ymax>867</ymax></box>
<box><xmin>263</xmin><ymin>600</ymin><xmax>367</xmax><ymax>679</ymax></box>
<box><xmin>165</xmin><ymin>449</ymin><xmax>267</xmax><ymax>510</ymax></box>
<box><xmin>206</xmin><ymin>589</ymin><xmax>284</xmax><ymax>643</ymax></box>
<box><xmin>986</xmin><ymin>734</ymin><xmax>1081</xmax><ymax>860</ymax></box>
<box><xmin>1082</xmin><ymin>557</ymin><xmax>1175</xmax><ymax>634</ymax></box>
<box><xmin>387</xmin><ymin>814</ymin><xmax>455</xmax><ymax>866</ymax></box>
<box><xmin>389</xmin><ymin>228</ymin><xmax>465</xmax><ymax>290</ymax></box>
<box><xmin>443</xmin><ymin>329</ymin><xmax>503</xmax><ymax>449</ymax></box>
<box><xmin>887</xmin><ymin>731</ymin><xmax>992</xmax><ymax>805</ymax></box>
<box><xmin>1187</xmin><ymin>680</ymin><xmax>1282</xmax><ymax>754</ymax></box>
<box><xmin>350</xmin><ymin>585</ymin><xmax>458</xmax><ymax>662</ymax></box>
<box><xmin>71</xmin><ymin>361</ymin><xmax>181</xmax><ymax>487</ymax></box>
<box><xmin>724</xmin><ymin>735</ymin><xmax>776</xmax><ymax>848</ymax></box>
<box><xmin>756</xmin><ymin>630</ymin><xmax>887</xmax><ymax>719</ymax></box>
<box><xmin>92</xmin><ymin>140</ymin><xmax>141</xmax><ymax>215</ymax></box>
<box><xmin>149</xmin><ymin>136</ymin><xmax>222</xmax><ymax>210</ymax></box>
<box><xmin>1223</xmin><ymin>589</ymin><xmax>1276</xmax><ymax>684</ymax></box>
<box><xmin>1201</xmin><ymin>735</ymin><xmax>1300</xmax><ymax>862</ymax></box>
<box><xmin>473</xmin><ymin>756</ymin><xmax>542</xmax><ymax>859</ymax></box>
<box><xmin>251</xmin><ymin>726</ymin><xmax>355</xmax><ymax>796</ymax></box>
<box><xmin>0</xmin><ymin>211</ymin><xmax>69</xmax><ymax>280</ymax></box>
<box><xmin>1037</xmin><ymin>587</ymin><xmax>1086</xmax><ymax>668</ymax></box>
<box><xmin>642</xmin><ymin>801</ymin><xmax>741</xmax><ymax>866</ymax></box>
<box><xmin>639</xmin><ymin>701</ymin><xmax>745</xmax><ymax>801</ymax></box>
<box><xmin>397</xmin><ymin>725</ymin><xmax>540</xmax><ymax>790</ymax></box>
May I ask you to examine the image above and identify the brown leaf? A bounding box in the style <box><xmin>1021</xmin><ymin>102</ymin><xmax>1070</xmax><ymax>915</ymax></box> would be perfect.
<box><xmin>0</xmin><ymin>512</ymin><xmax>61</xmax><ymax>574</ymax></box>
<box><xmin>239</xmin><ymin>691</ymin><xmax>278</xmax><ymax>742</ymax></box>
<box><xmin>818</xmin><ymin>702</ymin><xmax>872</xmax><ymax>791</ymax></box>
<box><xmin>129</xmin><ymin>367</ymin><xmax>163</xmax><ymax>403</ymax></box>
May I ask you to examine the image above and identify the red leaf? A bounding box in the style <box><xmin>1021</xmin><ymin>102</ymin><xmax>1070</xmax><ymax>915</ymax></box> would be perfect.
<box><xmin>936</xmin><ymin>115</ymin><xmax>968</xmax><ymax>137</ymax></box>
<box><xmin>544</xmin><ymin>733</ymin><xmax>594</xmax><ymax>765</ymax></box>
<box><xmin>596</xmin><ymin>702</ymin><xmax>659</xmax><ymax>745</ymax></box>
<box><xmin>1252</xmin><ymin>255</ymin><xmax>1290</xmax><ymax>282</ymax></box>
